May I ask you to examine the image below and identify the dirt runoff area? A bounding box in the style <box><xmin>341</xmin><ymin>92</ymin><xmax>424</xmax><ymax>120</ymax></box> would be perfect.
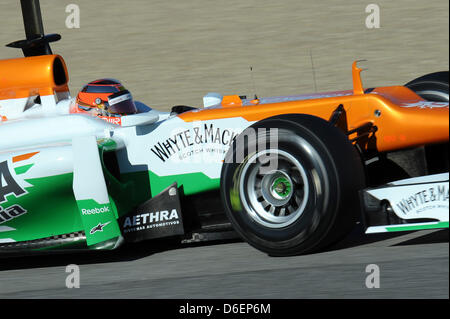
<box><xmin>0</xmin><ymin>0</ymin><xmax>448</xmax><ymax>110</ymax></box>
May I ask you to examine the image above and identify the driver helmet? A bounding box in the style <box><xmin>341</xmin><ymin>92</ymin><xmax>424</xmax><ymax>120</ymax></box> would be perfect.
<box><xmin>72</xmin><ymin>79</ymin><xmax>137</xmax><ymax>124</ymax></box>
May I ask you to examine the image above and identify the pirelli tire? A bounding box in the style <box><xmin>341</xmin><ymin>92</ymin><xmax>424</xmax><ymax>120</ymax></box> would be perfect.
<box><xmin>220</xmin><ymin>114</ymin><xmax>366</xmax><ymax>256</ymax></box>
<box><xmin>405</xmin><ymin>71</ymin><xmax>449</xmax><ymax>102</ymax></box>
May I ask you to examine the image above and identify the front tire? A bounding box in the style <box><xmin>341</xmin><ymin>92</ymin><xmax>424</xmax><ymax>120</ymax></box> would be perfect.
<box><xmin>220</xmin><ymin>114</ymin><xmax>365</xmax><ymax>256</ymax></box>
<box><xmin>405</xmin><ymin>71</ymin><xmax>449</xmax><ymax>102</ymax></box>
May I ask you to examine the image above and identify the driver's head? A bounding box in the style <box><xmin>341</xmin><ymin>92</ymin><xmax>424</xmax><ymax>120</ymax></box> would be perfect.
<box><xmin>72</xmin><ymin>79</ymin><xmax>137</xmax><ymax>122</ymax></box>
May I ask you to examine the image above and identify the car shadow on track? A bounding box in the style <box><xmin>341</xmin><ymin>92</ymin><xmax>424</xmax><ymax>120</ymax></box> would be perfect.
<box><xmin>1</xmin><ymin>226</ymin><xmax>447</xmax><ymax>270</ymax></box>
<box><xmin>0</xmin><ymin>237</ymin><xmax>243</xmax><ymax>271</ymax></box>
<box><xmin>391</xmin><ymin>229</ymin><xmax>449</xmax><ymax>246</ymax></box>
<box><xmin>323</xmin><ymin>223</ymin><xmax>448</xmax><ymax>253</ymax></box>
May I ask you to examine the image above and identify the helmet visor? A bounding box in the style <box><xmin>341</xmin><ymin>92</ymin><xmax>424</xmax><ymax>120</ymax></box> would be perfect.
<box><xmin>107</xmin><ymin>90</ymin><xmax>137</xmax><ymax>115</ymax></box>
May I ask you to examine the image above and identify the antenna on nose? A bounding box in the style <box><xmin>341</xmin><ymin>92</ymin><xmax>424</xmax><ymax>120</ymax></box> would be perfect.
<box><xmin>309</xmin><ymin>49</ymin><xmax>318</xmax><ymax>93</ymax></box>
<box><xmin>249</xmin><ymin>66</ymin><xmax>258</xmax><ymax>100</ymax></box>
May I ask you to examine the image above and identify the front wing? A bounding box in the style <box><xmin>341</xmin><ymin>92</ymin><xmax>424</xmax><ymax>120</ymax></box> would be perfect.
<box><xmin>360</xmin><ymin>173</ymin><xmax>449</xmax><ymax>233</ymax></box>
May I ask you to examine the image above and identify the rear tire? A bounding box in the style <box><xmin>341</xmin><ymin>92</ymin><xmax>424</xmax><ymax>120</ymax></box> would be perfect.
<box><xmin>405</xmin><ymin>72</ymin><xmax>449</xmax><ymax>175</ymax></box>
<box><xmin>405</xmin><ymin>71</ymin><xmax>449</xmax><ymax>102</ymax></box>
<box><xmin>220</xmin><ymin>114</ymin><xmax>365</xmax><ymax>256</ymax></box>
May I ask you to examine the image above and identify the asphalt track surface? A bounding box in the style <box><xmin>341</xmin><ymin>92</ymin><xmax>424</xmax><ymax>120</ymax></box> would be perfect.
<box><xmin>0</xmin><ymin>227</ymin><xmax>448</xmax><ymax>299</ymax></box>
<box><xmin>0</xmin><ymin>0</ymin><xmax>448</xmax><ymax>109</ymax></box>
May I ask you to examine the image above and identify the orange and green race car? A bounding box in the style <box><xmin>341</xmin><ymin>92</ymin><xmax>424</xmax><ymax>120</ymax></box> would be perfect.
<box><xmin>0</xmin><ymin>0</ymin><xmax>448</xmax><ymax>256</ymax></box>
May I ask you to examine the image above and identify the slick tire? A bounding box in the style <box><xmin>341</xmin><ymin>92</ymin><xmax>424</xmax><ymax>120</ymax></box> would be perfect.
<box><xmin>405</xmin><ymin>71</ymin><xmax>449</xmax><ymax>174</ymax></box>
<box><xmin>365</xmin><ymin>158</ymin><xmax>410</xmax><ymax>187</ymax></box>
<box><xmin>220</xmin><ymin>114</ymin><xmax>365</xmax><ymax>256</ymax></box>
<box><xmin>405</xmin><ymin>71</ymin><xmax>449</xmax><ymax>102</ymax></box>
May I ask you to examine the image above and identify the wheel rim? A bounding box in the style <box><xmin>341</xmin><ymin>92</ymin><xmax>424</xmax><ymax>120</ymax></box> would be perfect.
<box><xmin>239</xmin><ymin>149</ymin><xmax>310</xmax><ymax>229</ymax></box>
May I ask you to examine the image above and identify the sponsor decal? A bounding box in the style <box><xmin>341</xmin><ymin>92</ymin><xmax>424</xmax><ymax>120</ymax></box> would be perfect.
<box><xmin>400</xmin><ymin>101</ymin><xmax>449</xmax><ymax>109</ymax></box>
<box><xmin>0</xmin><ymin>160</ymin><xmax>25</xmax><ymax>204</ymax></box>
<box><xmin>109</xmin><ymin>93</ymin><xmax>132</xmax><ymax>105</ymax></box>
<box><xmin>98</xmin><ymin>116</ymin><xmax>121</xmax><ymax>125</ymax></box>
<box><xmin>76</xmin><ymin>200</ymin><xmax>120</xmax><ymax>245</ymax></box>
<box><xmin>82</xmin><ymin>205</ymin><xmax>111</xmax><ymax>215</ymax></box>
<box><xmin>0</xmin><ymin>204</ymin><xmax>27</xmax><ymax>225</ymax></box>
<box><xmin>150</xmin><ymin>123</ymin><xmax>240</xmax><ymax>162</ymax></box>
<box><xmin>119</xmin><ymin>183</ymin><xmax>185</xmax><ymax>242</ymax></box>
<box><xmin>90</xmin><ymin>221</ymin><xmax>111</xmax><ymax>234</ymax></box>
<box><xmin>0</xmin><ymin>153</ymin><xmax>39</xmax><ymax>226</ymax></box>
<box><xmin>395</xmin><ymin>184</ymin><xmax>449</xmax><ymax>215</ymax></box>
<box><xmin>122</xmin><ymin>209</ymin><xmax>180</xmax><ymax>233</ymax></box>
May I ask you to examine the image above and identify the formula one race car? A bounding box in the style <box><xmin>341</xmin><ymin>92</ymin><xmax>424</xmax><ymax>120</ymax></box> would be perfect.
<box><xmin>0</xmin><ymin>0</ymin><xmax>448</xmax><ymax>256</ymax></box>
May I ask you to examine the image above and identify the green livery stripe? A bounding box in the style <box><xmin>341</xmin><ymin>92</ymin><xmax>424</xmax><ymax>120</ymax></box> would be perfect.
<box><xmin>14</xmin><ymin>164</ymin><xmax>34</xmax><ymax>175</ymax></box>
<box><xmin>0</xmin><ymin>173</ymin><xmax>83</xmax><ymax>242</ymax></box>
<box><xmin>148</xmin><ymin>170</ymin><xmax>219</xmax><ymax>196</ymax></box>
<box><xmin>386</xmin><ymin>221</ymin><xmax>449</xmax><ymax>232</ymax></box>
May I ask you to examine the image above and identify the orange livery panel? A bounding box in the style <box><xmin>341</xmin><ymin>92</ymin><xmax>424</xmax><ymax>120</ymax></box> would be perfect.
<box><xmin>0</xmin><ymin>54</ymin><xmax>69</xmax><ymax>100</ymax></box>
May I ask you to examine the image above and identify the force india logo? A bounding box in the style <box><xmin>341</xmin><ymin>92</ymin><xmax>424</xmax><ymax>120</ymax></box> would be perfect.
<box><xmin>0</xmin><ymin>204</ymin><xmax>27</xmax><ymax>225</ymax></box>
<box><xmin>0</xmin><ymin>160</ymin><xmax>27</xmax><ymax>224</ymax></box>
